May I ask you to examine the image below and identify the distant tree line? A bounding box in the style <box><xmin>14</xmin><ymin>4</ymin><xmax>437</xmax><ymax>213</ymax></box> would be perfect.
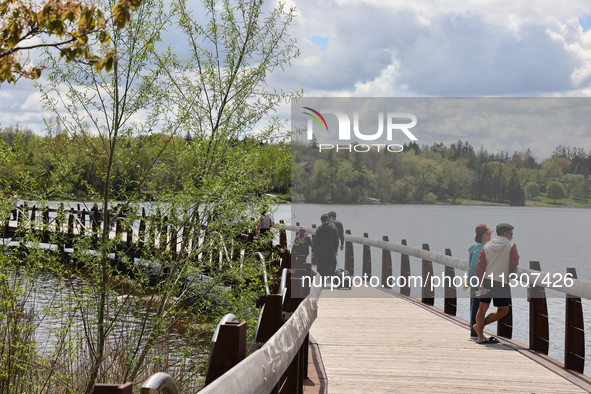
<box><xmin>0</xmin><ymin>121</ymin><xmax>290</xmax><ymax>200</ymax></box>
<box><xmin>3</xmin><ymin>123</ymin><xmax>590</xmax><ymax>206</ymax></box>
<box><xmin>291</xmin><ymin>139</ymin><xmax>591</xmax><ymax>206</ymax></box>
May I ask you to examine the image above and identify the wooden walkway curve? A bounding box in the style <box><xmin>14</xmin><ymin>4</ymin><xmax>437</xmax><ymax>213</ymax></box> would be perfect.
<box><xmin>311</xmin><ymin>287</ymin><xmax>588</xmax><ymax>394</ymax></box>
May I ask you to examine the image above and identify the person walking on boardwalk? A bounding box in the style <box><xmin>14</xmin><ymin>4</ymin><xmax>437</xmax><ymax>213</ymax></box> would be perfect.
<box><xmin>473</xmin><ymin>223</ymin><xmax>519</xmax><ymax>344</ymax></box>
<box><xmin>328</xmin><ymin>210</ymin><xmax>345</xmax><ymax>252</ymax></box>
<box><xmin>312</xmin><ymin>213</ymin><xmax>339</xmax><ymax>279</ymax></box>
<box><xmin>292</xmin><ymin>226</ymin><xmax>313</xmax><ymax>262</ymax></box>
<box><xmin>256</xmin><ymin>205</ymin><xmax>274</xmax><ymax>236</ymax></box>
<box><xmin>467</xmin><ymin>223</ymin><xmax>493</xmax><ymax>340</ymax></box>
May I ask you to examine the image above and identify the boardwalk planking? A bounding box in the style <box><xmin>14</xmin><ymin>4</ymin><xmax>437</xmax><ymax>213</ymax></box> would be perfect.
<box><xmin>311</xmin><ymin>287</ymin><xmax>587</xmax><ymax>394</ymax></box>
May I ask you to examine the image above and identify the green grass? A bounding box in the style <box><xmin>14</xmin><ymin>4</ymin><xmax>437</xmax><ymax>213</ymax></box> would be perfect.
<box><xmin>525</xmin><ymin>192</ymin><xmax>589</xmax><ymax>208</ymax></box>
<box><xmin>436</xmin><ymin>193</ymin><xmax>590</xmax><ymax>208</ymax></box>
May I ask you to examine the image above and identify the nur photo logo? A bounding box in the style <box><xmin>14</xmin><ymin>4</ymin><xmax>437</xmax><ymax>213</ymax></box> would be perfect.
<box><xmin>302</xmin><ymin>107</ymin><xmax>418</xmax><ymax>152</ymax></box>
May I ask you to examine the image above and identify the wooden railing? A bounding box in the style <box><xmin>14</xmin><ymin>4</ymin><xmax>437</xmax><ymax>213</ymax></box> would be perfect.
<box><xmin>198</xmin><ymin>223</ymin><xmax>319</xmax><ymax>393</ymax></box>
<box><xmin>3</xmin><ymin>204</ymin><xmax>227</xmax><ymax>267</ymax></box>
<box><xmin>286</xmin><ymin>223</ymin><xmax>588</xmax><ymax>377</ymax></box>
<box><xmin>10</xmin><ymin>209</ymin><xmax>587</xmax><ymax>389</ymax></box>
<box><xmin>90</xmin><ymin>222</ymin><xmax>320</xmax><ymax>393</ymax></box>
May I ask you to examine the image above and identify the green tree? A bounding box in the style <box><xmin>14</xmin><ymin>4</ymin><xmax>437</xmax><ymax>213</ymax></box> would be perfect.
<box><xmin>524</xmin><ymin>181</ymin><xmax>540</xmax><ymax>199</ymax></box>
<box><xmin>441</xmin><ymin>158</ymin><xmax>474</xmax><ymax>204</ymax></box>
<box><xmin>563</xmin><ymin>174</ymin><xmax>589</xmax><ymax>201</ymax></box>
<box><xmin>21</xmin><ymin>0</ymin><xmax>299</xmax><ymax>391</ymax></box>
<box><xmin>391</xmin><ymin>175</ymin><xmax>417</xmax><ymax>203</ymax></box>
<box><xmin>543</xmin><ymin>157</ymin><xmax>570</xmax><ymax>178</ymax></box>
<box><xmin>506</xmin><ymin>169</ymin><xmax>525</xmax><ymax>206</ymax></box>
<box><xmin>423</xmin><ymin>192</ymin><xmax>437</xmax><ymax>204</ymax></box>
<box><xmin>547</xmin><ymin>182</ymin><xmax>566</xmax><ymax>203</ymax></box>
<box><xmin>416</xmin><ymin>159</ymin><xmax>440</xmax><ymax>201</ymax></box>
<box><xmin>0</xmin><ymin>0</ymin><xmax>144</xmax><ymax>83</ymax></box>
<box><xmin>306</xmin><ymin>159</ymin><xmax>331</xmax><ymax>202</ymax></box>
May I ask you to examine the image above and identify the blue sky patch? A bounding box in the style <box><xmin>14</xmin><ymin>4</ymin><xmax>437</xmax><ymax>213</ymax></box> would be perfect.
<box><xmin>310</xmin><ymin>35</ymin><xmax>329</xmax><ymax>51</ymax></box>
<box><xmin>579</xmin><ymin>16</ymin><xmax>591</xmax><ymax>31</ymax></box>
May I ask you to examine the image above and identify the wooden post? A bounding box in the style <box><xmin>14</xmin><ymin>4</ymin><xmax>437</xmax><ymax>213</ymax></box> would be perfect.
<box><xmin>285</xmin><ymin>264</ymin><xmax>311</xmax><ymax>311</ymax></box>
<box><xmin>400</xmin><ymin>239</ymin><xmax>411</xmax><ymax>296</ymax></box>
<box><xmin>276</xmin><ymin>341</ymin><xmax>303</xmax><ymax>394</ymax></box>
<box><xmin>381</xmin><ymin>236</ymin><xmax>392</xmax><ymax>288</ymax></box>
<box><xmin>80</xmin><ymin>209</ymin><xmax>86</xmax><ymax>236</ymax></box>
<box><xmin>204</xmin><ymin>321</ymin><xmax>247</xmax><ymax>386</ymax></box>
<box><xmin>125</xmin><ymin>216</ymin><xmax>133</xmax><ymax>250</ymax></box>
<box><xmin>345</xmin><ymin>229</ymin><xmax>354</xmax><ymax>275</ymax></box>
<box><xmin>255</xmin><ymin>294</ymin><xmax>283</xmax><ymax>343</ymax></box>
<box><xmin>106</xmin><ymin>208</ymin><xmax>111</xmax><ymax>235</ymax></box>
<box><xmin>17</xmin><ymin>203</ymin><xmax>25</xmax><ymax>226</ymax></box>
<box><xmin>170</xmin><ymin>225</ymin><xmax>178</xmax><ymax>261</ymax></box>
<box><xmin>160</xmin><ymin>215</ymin><xmax>168</xmax><ymax>253</ymax></box>
<box><xmin>93</xmin><ymin>383</ymin><xmax>133</xmax><ymax>394</ymax></box>
<box><xmin>529</xmin><ymin>261</ymin><xmax>549</xmax><ymax>355</ymax></box>
<box><xmin>301</xmin><ymin>333</ymin><xmax>310</xmax><ymax>381</ymax></box>
<box><xmin>497</xmin><ymin>291</ymin><xmax>513</xmax><ymax>339</ymax></box>
<box><xmin>138</xmin><ymin>208</ymin><xmax>146</xmax><ymax>251</ymax></box>
<box><xmin>92</xmin><ymin>208</ymin><xmax>99</xmax><ymax>241</ymax></box>
<box><xmin>444</xmin><ymin>249</ymin><xmax>457</xmax><ymax>316</ymax></box>
<box><xmin>421</xmin><ymin>243</ymin><xmax>434</xmax><ymax>306</ymax></box>
<box><xmin>56</xmin><ymin>203</ymin><xmax>64</xmax><ymax>233</ymax></box>
<box><xmin>66</xmin><ymin>208</ymin><xmax>75</xmax><ymax>257</ymax></box>
<box><xmin>565</xmin><ymin>267</ymin><xmax>585</xmax><ymax>373</ymax></box>
<box><xmin>115</xmin><ymin>213</ymin><xmax>122</xmax><ymax>243</ymax></box>
<box><xmin>67</xmin><ymin>208</ymin><xmax>74</xmax><ymax>238</ymax></box>
<box><xmin>362</xmin><ymin>233</ymin><xmax>371</xmax><ymax>277</ymax></box>
<box><xmin>279</xmin><ymin>220</ymin><xmax>286</xmax><ymax>249</ymax></box>
<box><xmin>42</xmin><ymin>207</ymin><xmax>50</xmax><ymax>241</ymax></box>
<box><xmin>30</xmin><ymin>206</ymin><xmax>36</xmax><ymax>232</ymax></box>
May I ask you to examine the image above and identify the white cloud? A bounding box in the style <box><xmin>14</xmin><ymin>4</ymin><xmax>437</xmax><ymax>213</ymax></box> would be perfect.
<box><xmin>4</xmin><ymin>0</ymin><xmax>591</xmax><ymax>157</ymax></box>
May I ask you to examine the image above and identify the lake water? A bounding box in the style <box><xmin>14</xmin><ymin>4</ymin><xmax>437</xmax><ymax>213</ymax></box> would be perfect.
<box><xmin>8</xmin><ymin>201</ymin><xmax>591</xmax><ymax>376</ymax></box>
<box><xmin>277</xmin><ymin>203</ymin><xmax>591</xmax><ymax>375</ymax></box>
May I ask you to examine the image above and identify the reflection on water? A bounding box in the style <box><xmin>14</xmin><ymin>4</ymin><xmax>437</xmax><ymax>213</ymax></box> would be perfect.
<box><xmin>6</xmin><ymin>265</ymin><xmax>208</xmax><ymax>389</ymax></box>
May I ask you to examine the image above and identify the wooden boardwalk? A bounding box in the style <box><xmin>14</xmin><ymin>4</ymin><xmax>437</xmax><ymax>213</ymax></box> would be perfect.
<box><xmin>310</xmin><ymin>287</ymin><xmax>588</xmax><ymax>394</ymax></box>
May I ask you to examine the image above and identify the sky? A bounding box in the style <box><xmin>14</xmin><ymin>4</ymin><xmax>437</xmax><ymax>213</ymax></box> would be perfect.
<box><xmin>2</xmin><ymin>0</ymin><xmax>591</xmax><ymax>159</ymax></box>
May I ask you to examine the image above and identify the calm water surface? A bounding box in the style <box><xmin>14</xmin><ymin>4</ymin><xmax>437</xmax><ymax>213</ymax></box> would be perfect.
<box><xmin>11</xmin><ymin>202</ymin><xmax>591</xmax><ymax>376</ymax></box>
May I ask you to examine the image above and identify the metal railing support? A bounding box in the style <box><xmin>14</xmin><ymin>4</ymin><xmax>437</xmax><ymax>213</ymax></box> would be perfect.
<box><xmin>141</xmin><ymin>373</ymin><xmax>178</xmax><ymax>394</ymax></box>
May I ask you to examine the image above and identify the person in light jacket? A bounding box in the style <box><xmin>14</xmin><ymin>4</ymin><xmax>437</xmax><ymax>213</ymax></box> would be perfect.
<box><xmin>473</xmin><ymin>223</ymin><xmax>519</xmax><ymax>344</ymax></box>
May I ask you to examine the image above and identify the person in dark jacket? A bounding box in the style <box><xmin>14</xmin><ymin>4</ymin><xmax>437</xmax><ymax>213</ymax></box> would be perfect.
<box><xmin>328</xmin><ymin>210</ymin><xmax>344</xmax><ymax>252</ymax></box>
<box><xmin>312</xmin><ymin>214</ymin><xmax>339</xmax><ymax>279</ymax></box>
<box><xmin>292</xmin><ymin>226</ymin><xmax>313</xmax><ymax>261</ymax></box>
